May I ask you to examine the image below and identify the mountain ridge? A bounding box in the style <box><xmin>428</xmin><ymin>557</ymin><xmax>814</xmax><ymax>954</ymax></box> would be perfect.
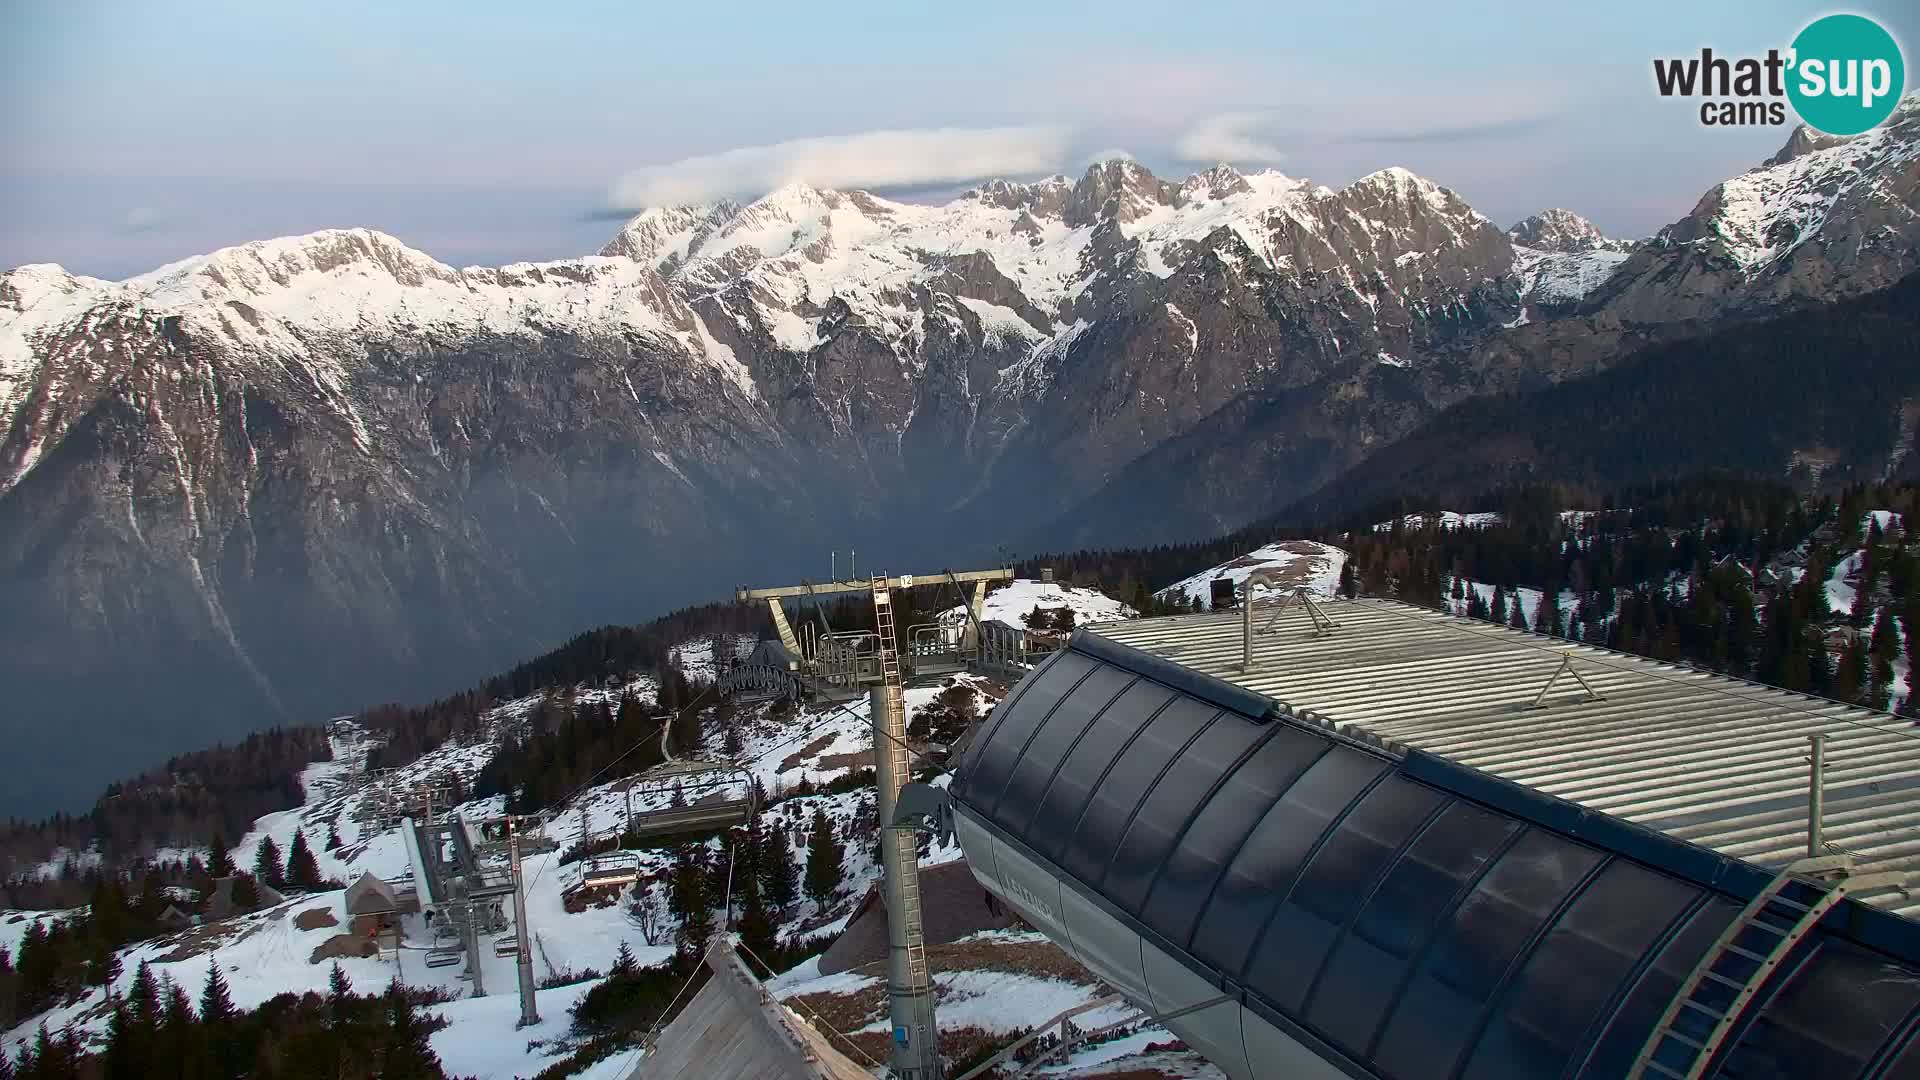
<box><xmin>4</xmin><ymin>97</ymin><xmax>1919</xmax><ymax>813</ymax></box>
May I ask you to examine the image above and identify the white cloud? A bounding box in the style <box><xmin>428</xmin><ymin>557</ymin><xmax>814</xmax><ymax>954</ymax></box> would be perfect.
<box><xmin>609</xmin><ymin>126</ymin><xmax>1073</xmax><ymax>209</ymax></box>
<box><xmin>121</xmin><ymin>207</ymin><xmax>167</xmax><ymax>233</ymax></box>
<box><xmin>1173</xmin><ymin>113</ymin><xmax>1288</xmax><ymax>165</ymax></box>
<box><xmin>1081</xmin><ymin>148</ymin><xmax>1136</xmax><ymax>166</ymax></box>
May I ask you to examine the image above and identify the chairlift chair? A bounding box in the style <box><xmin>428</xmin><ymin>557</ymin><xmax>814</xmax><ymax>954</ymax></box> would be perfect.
<box><xmin>622</xmin><ymin>707</ymin><xmax>758</xmax><ymax>840</ymax></box>
<box><xmin>905</xmin><ymin>622</ymin><xmax>966</xmax><ymax>677</ymax></box>
<box><xmin>576</xmin><ymin>852</ymin><xmax>643</xmax><ymax>890</ymax></box>
<box><xmin>424</xmin><ymin>947</ymin><xmax>463</xmax><ymax>970</ymax></box>
<box><xmin>493</xmin><ymin>934</ymin><xmax>521</xmax><ymax>959</ymax></box>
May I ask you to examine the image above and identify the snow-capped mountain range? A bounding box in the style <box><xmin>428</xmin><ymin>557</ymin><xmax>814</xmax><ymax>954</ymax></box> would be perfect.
<box><xmin>3</xmin><ymin>96</ymin><xmax>1918</xmax><ymax>815</ymax></box>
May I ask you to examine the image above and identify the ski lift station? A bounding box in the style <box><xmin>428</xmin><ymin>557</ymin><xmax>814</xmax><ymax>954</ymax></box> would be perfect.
<box><xmin>930</xmin><ymin>593</ymin><xmax>1920</xmax><ymax>1080</ymax></box>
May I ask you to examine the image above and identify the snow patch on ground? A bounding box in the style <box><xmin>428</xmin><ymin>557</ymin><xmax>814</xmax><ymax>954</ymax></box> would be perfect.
<box><xmin>1513</xmin><ymin>246</ymin><xmax>1630</xmax><ymax>304</ymax></box>
<box><xmin>427</xmin><ymin>981</ymin><xmax>601</xmax><ymax>1080</ymax></box>
<box><xmin>0</xmin><ymin>910</ymin><xmax>78</xmax><ymax>959</ymax></box>
<box><xmin>1157</xmin><ymin>541</ymin><xmax>1348</xmax><ymax>605</ymax></box>
<box><xmin>1373</xmin><ymin>510</ymin><xmax>1505</xmax><ymax>531</ymax></box>
<box><xmin>942</xmin><ymin>579</ymin><xmax>1135</xmax><ymax>629</ymax></box>
<box><xmin>668</xmin><ymin>633</ymin><xmax>758</xmax><ymax>683</ymax></box>
<box><xmin>854</xmin><ymin>969</ymin><xmax>1135</xmax><ymax>1037</ymax></box>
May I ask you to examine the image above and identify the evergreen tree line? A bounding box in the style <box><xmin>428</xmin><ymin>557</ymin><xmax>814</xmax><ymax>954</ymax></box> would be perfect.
<box><xmin>1350</xmin><ymin>488</ymin><xmax>1920</xmax><ymax>712</ymax></box>
<box><xmin>644</xmin><ymin>791</ymin><xmax>831</xmax><ymax>968</ymax></box>
<box><xmin>0</xmin><ymin>824</ymin><xmax>347</xmax><ymax>1034</ymax></box>
<box><xmin>1281</xmin><ymin>271</ymin><xmax>1920</xmax><ymax>526</ymax></box>
<box><xmin>1</xmin><ymin>728</ymin><xmax>331</xmax><ymax>905</ymax></box>
<box><xmin>1025</xmin><ymin>477</ymin><xmax>1920</xmax><ymax>714</ymax></box>
<box><xmin>4</xmin><ymin>960</ymin><xmax>454</xmax><ymax>1080</ymax></box>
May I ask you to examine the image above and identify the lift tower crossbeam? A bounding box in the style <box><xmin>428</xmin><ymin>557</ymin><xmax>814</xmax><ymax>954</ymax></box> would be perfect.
<box><xmin>736</xmin><ymin>568</ymin><xmax>1012</xmax><ymax>601</ymax></box>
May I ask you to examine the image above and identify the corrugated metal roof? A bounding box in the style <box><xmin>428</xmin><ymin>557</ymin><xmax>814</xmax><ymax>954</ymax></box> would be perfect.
<box><xmin>1088</xmin><ymin>597</ymin><xmax>1920</xmax><ymax>919</ymax></box>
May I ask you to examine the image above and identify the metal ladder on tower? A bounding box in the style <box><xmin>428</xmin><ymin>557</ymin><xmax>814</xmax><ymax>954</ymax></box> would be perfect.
<box><xmin>872</xmin><ymin>574</ymin><xmax>902</xmax><ymax>689</ymax></box>
<box><xmin>1628</xmin><ymin>854</ymin><xmax>1911</xmax><ymax>1080</ymax></box>
<box><xmin>870</xmin><ymin>575</ymin><xmax>932</xmax><ymax>1006</ymax></box>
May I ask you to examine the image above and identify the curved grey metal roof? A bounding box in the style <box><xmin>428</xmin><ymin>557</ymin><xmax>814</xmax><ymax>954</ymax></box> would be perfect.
<box><xmin>950</xmin><ymin>632</ymin><xmax>1920</xmax><ymax>1080</ymax></box>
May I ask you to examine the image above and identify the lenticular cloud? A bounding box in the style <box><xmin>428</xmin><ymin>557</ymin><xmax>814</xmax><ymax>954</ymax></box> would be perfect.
<box><xmin>608</xmin><ymin>126</ymin><xmax>1073</xmax><ymax>208</ymax></box>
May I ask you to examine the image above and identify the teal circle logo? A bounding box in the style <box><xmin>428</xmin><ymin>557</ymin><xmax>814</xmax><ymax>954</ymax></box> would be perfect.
<box><xmin>1787</xmin><ymin>14</ymin><xmax>1906</xmax><ymax>136</ymax></box>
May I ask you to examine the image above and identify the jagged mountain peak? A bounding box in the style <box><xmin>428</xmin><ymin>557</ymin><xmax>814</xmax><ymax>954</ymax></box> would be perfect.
<box><xmin>1762</xmin><ymin>125</ymin><xmax>1855</xmax><ymax>168</ymax></box>
<box><xmin>131</xmin><ymin>227</ymin><xmax>462</xmax><ymax>304</ymax></box>
<box><xmin>1508</xmin><ymin>208</ymin><xmax>1628</xmax><ymax>253</ymax></box>
<box><xmin>1760</xmin><ymin>92</ymin><xmax>1920</xmax><ymax>168</ymax></box>
<box><xmin>1065</xmin><ymin>158</ymin><xmax>1179</xmax><ymax>225</ymax></box>
<box><xmin>965</xmin><ymin>175</ymin><xmax>1073</xmax><ymax>214</ymax></box>
<box><xmin>1658</xmin><ymin>93</ymin><xmax>1920</xmax><ymax>272</ymax></box>
<box><xmin>0</xmin><ymin>264</ymin><xmax>106</xmax><ymax>314</ymax></box>
<box><xmin>597</xmin><ymin>202</ymin><xmax>739</xmax><ymax>269</ymax></box>
<box><xmin>1345</xmin><ymin>166</ymin><xmax>1456</xmax><ymax>205</ymax></box>
<box><xmin>1179</xmin><ymin>164</ymin><xmax>1252</xmax><ymax>201</ymax></box>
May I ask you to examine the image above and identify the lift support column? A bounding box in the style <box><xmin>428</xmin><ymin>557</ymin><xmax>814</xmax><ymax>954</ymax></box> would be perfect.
<box><xmin>871</xmin><ymin>679</ymin><xmax>940</xmax><ymax>1079</ymax></box>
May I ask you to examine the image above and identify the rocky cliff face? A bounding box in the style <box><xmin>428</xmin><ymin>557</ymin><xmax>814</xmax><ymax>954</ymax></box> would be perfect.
<box><xmin>4</xmin><ymin>98</ymin><xmax>1918</xmax><ymax>812</ymax></box>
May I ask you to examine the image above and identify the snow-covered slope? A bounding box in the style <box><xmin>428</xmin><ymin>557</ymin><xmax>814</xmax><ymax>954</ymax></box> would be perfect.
<box><xmin>1511</xmin><ymin>246</ymin><xmax>1634</xmax><ymax>309</ymax></box>
<box><xmin>1157</xmin><ymin>541</ymin><xmax>1348</xmax><ymax>605</ymax></box>
<box><xmin>941</xmin><ymin>578</ymin><xmax>1136</xmax><ymax>628</ymax></box>
<box><xmin>0</xmin><ymin>662</ymin><xmax>995</xmax><ymax>1073</ymax></box>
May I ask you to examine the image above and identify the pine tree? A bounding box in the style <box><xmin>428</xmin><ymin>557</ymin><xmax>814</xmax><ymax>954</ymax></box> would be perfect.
<box><xmin>1805</xmin><ymin>632</ymin><xmax>1834</xmax><ymax>696</ymax></box>
<box><xmin>803</xmin><ymin>807</ymin><xmax>844</xmax><ymax>907</ymax></box>
<box><xmin>159</xmin><ymin>978</ymin><xmax>201</xmax><ymax>1079</ymax></box>
<box><xmin>199</xmin><ymin>962</ymin><xmax>234</xmax><ymax>1023</ymax></box>
<box><xmin>200</xmin><ymin>963</ymin><xmax>238</xmax><ymax>1080</ymax></box>
<box><xmin>736</xmin><ymin>813</ymin><xmax>765</xmax><ymax>904</ymax></box>
<box><xmin>380</xmin><ymin>980</ymin><xmax>444</xmax><ymax>1080</ymax></box>
<box><xmin>128</xmin><ymin>961</ymin><xmax>160</xmax><ymax>1028</ymax></box>
<box><xmin>706</xmin><ymin>840</ymin><xmax>735</xmax><ymax>921</ymax></box>
<box><xmin>1509</xmin><ymin>596</ymin><xmax>1529</xmax><ymax>631</ymax></box>
<box><xmin>1490</xmin><ymin>585</ymin><xmax>1508</xmax><ymax>626</ymax></box>
<box><xmin>761</xmin><ymin>823</ymin><xmax>798</xmax><ymax>913</ymax></box>
<box><xmin>228</xmin><ymin>873</ymin><xmax>260</xmax><ymax>913</ymax></box>
<box><xmin>735</xmin><ymin>878</ymin><xmax>777</xmax><ymax>965</ymax></box>
<box><xmin>206</xmin><ymin>833</ymin><xmax>234</xmax><ymax>879</ymax></box>
<box><xmin>325</xmin><ymin>822</ymin><xmax>344</xmax><ymax>851</ymax></box>
<box><xmin>610</xmin><ymin>943</ymin><xmax>637</xmax><ymax>977</ymax></box>
<box><xmin>253</xmin><ymin>836</ymin><xmax>284</xmax><ymax>889</ymax></box>
<box><xmin>1868</xmin><ymin>607</ymin><xmax>1899</xmax><ymax>710</ymax></box>
<box><xmin>285</xmin><ymin>828</ymin><xmax>323</xmax><ymax>889</ymax></box>
<box><xmin>1534</xmin><ymin>588</ymin><xmax>1563</xmax><ymax>637</ymax></box>
<box><xmin>1465</xmin><ymin>588</ymin><xmax>1489</xmax><ymax>621</ymax></box>
<box><xmin>1833</xmin><ymin>634</ymin><xmax>1869</xmax><ymax>704</ymax></box>
<box><xmin>1904</xmin><ymin>585</ymin><xmax>1920</xmax><ymax>680</ymax></box>
<box><xmin>667</xmin><ymin>843</ymin><xmax>710</xmax><ymax>961</ymax></box>
<box><xmin>23</xmin><ymin>1026</ymin><xmax>53</xmax><ymax>1080</ymax></box>
<box><xmin>104</xmin><ymin>1001</ymin><xmax>140</xmax><ymax>1080</ymax></box>
<box><xmin>1338</xmin><ymin>560</ymin><xmax>1357</xmax><ymax>600</ymax></box>
<box><xmin>85</xmin><ymin>933</ymin><xmax>120</xmax><ymax>989</ymax></box>
<box><xmin>327</xmin><ymin>962</ymin><xmax>354</xmax><ymax>1027</ymax></box>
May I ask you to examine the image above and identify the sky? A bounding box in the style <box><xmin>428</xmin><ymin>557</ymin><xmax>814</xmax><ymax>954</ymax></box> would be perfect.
<box><xmin>2</xmin><ymin>0</ymin><xmax>1915</xmax><ymax>279</ymax></box>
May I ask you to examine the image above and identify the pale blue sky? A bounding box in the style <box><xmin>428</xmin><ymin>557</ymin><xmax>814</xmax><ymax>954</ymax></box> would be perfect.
<box><xmin>2</xmin><ymin>1</ymin><xmax>1913</xmax><ymax>277</ymax></box>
